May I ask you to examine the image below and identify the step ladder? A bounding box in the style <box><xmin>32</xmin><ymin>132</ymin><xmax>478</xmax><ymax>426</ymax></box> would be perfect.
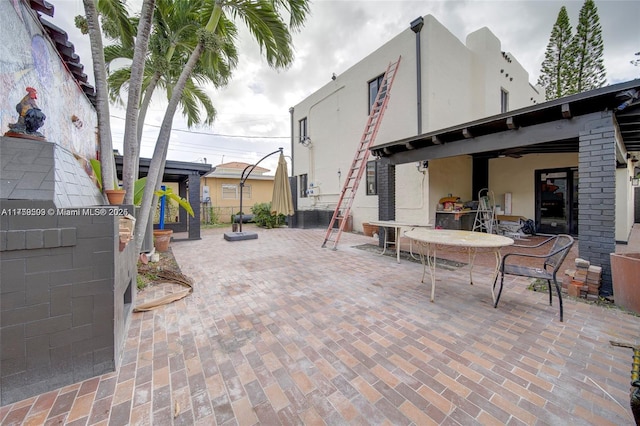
<box><xmin>322</xmin><ymin>56</ymin><xmax>401</xmax><ymax>249</ymax></box>
<box><xmin>472</xmin><ymin>188</ymin><xmax>497</xmax><ymax>234</ymax></box>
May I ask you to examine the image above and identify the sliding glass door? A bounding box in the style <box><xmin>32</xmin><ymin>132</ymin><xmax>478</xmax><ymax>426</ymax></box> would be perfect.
<box><xmin>535</xmin><ymin>168</ymin><xmax>578</xmax><ymax>235</ymax></box>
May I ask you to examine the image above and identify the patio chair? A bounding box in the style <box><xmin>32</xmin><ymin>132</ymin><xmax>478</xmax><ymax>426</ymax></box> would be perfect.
<box><xmin>493</xmin><ymin>234</ymin><xmax>574</xmax><ymax>321</ymax></box>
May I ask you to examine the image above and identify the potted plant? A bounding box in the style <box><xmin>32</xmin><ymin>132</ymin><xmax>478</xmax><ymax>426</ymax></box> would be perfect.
<box><xmin>152</xmin><ymin>186</ymin><xmax>194</xmax><ymax>252</ymax></box>
<box><xmin>90</xmin><ymin>159</ymin><xmax>126</xmax><ymax>204</ymax></box>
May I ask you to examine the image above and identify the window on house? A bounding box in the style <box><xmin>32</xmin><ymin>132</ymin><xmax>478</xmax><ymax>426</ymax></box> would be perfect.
<box><xmin>299</xmin><ymin>117</ymin><xmax>308</xmax><ymax>144</ymax></box>
<box><xmin>222</xmin><ymin>184</ymin><xmax>237</xmax><ymax>199</ymax></box>
<box><xmin>222</xmin><ymin>184</ymin><xmax>252</xmax><ymax>199</ymax></box>
<box><xmin>366</xmin><ymin>161</ymin><xmax>377</xmax><ymax>195</ymax></box>
<box><xmin>501</xmin><ymin>88</ymin><xmax>509</xmax><ymax>113</ymax></box>
<box><xmin>299</xmin><ymin>174</ymin><xmax>308</xmax><ymax>198</ymax></box>
<box><xmin>368</xmin><ymin>74</ymin><xmax>385</xmax><ymax>114</ymax></box>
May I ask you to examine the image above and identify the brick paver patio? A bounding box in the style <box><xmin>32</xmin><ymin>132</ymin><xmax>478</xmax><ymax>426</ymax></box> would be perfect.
<box><xmin>1</xmin><ymin>226</ymin><xmax>638</xmax><ymax>425</ymax></box>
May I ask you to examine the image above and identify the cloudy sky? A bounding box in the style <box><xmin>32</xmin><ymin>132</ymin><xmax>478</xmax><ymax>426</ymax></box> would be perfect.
<box><xmin>49</xmin><ymin>0</ymin><xmax>640</xmax><ymax>174</ymax></box>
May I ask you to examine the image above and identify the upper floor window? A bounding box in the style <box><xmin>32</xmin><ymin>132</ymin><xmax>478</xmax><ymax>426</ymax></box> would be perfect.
<box><xmin>299</xmin><ymin>117</ymin><xmax>308</xmax><ymax>144</ymax></box>
<box><xmin>501</xmin><ymin>88</ymin><xmax>509</xmax><ymax>113</ymax></box>
<box><xmin>368</xmin><ymin>74</ymin><xmax>385</xmax><ymax>114</ymax></box>
<box><xmin>366</xmin><ymin>161</ymin><xmax>377</xmax><ymax>195</ymax></box>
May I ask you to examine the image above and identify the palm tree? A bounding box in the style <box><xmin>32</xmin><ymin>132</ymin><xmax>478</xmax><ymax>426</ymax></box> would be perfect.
<box><xmin>79</xmin><ymin>0</ymin><xmax>135</xmax><ymax>191</ymax></box>
<box><xmin>133</xmin><ymin>0</ymin><xmax>310</xmax><ymax>252</ymax></box>
<box><xmin>106</xmin><ymin>0</ymin><xmax>238</xmax><ymax>204</ymax></box>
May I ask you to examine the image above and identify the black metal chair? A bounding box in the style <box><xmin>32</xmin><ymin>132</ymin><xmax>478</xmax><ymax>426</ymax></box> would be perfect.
<box><xmin>493</xmin><ymin>234</ymin><xmax>574</xmax><ymax>321</ymax></box>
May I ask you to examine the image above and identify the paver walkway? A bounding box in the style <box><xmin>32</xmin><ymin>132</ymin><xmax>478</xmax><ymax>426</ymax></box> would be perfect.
<box><xmin>1</xmin><ymin>226</ymin><xmax>639</xmax><ymax>425</ymax></box>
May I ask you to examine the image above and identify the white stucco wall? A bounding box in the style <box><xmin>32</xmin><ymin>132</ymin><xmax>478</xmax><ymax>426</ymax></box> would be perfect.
<box><xmin>292</xmin><ymin>14</ymin><xmax>544</xmax><ymax>232</ymax></box>
<box><xmin>0</xmin><ymin>1</ymin><xmax>98</xmax><ymax>160</ymax></box>
<box><xmin>427</xmin><ymin>156</ymin><xmax>473</xmax><ymax>225</ymax></box>
<box><xmin>615</xmin><ymin>163</ymin><xmax>635</xmax><ymax>242</ymax></box>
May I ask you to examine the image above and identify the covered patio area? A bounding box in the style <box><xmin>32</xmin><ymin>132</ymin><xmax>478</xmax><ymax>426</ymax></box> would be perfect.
<box><xmin>2</xmin><ymin>227</ymin><xmax>638</xmax><ymax>424</ymax></box>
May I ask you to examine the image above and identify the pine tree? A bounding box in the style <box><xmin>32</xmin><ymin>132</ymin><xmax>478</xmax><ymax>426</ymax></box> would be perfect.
<box><xmin>537</xmin><ymin>6</ymin><xmax>574</xmax><ymax>100</ymax></box>
<box><xmin>569</xmin><ymin>0</ymin><xmax>607</xmax><ymax>94</ymax></box>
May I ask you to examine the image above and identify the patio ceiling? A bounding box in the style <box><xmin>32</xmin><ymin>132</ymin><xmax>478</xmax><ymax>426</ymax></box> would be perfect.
<box><xmin>371</xmin><ymin>79</ymin><xmax>640</xmax><ymax>164</ymax></box>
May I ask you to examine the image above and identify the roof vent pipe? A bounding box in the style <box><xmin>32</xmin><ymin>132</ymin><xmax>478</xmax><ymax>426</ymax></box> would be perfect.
<box><xmin>410</xmin><ymin>17</ymin><xmax>424</xmax><ymax>135</ymax></box>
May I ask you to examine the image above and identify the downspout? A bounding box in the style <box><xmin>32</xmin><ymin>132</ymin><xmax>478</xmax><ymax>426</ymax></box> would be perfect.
<box><xmin>410</xmin><ymin>16</ymin><xmax>424</xmax><ymax>134</ymax></box>
<box><xmin>289</xmin><ymin>107</ymin><xmax>295</xmax><ymax>175</ymax></box>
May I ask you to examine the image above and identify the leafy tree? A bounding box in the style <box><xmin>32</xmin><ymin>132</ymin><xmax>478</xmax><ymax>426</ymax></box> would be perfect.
<box><xmin>537</xmin><ymin>6</ymin><xmax>574</xmax><ymax>100</ymax></box>
<box><xmin>569</xmin><ymin>0</ymin><xmax>606</xmax><ymax>93</ymax></box>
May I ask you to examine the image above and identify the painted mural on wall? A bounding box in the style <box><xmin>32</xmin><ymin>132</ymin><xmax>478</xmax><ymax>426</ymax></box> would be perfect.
<box><xmin>0</xmin><ymin>1</ymin><xmax>98</xmax><ymax>161</ymax></box>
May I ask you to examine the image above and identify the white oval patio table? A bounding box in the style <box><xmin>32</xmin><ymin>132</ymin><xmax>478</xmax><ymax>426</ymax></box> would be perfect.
<box><xmin>404</xmin><ymin>229</ymin><xmax>514</xmax><ymax>303</ymax></box>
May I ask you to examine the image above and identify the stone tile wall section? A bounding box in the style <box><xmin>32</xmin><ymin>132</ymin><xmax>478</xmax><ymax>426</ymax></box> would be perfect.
<box><xmin>0</xmin><ymin>136</ymin><xmax>136</xmax><ymax>405</ymax></box>
<box><xmin>0</xmin><ymin>200</ymin><xmax>136</xmax><ymax>405</ymax></box>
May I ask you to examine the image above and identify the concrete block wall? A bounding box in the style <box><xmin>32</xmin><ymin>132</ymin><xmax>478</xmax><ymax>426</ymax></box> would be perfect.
<box><xmin>578</xmin><ymin>124</ymin><xmax>617</xmax><ymax>295</ymax></box>
<box><xmin>0</xmin><ymin>200</ymin><xmax>135</xmax><ymax>405</ymax></box>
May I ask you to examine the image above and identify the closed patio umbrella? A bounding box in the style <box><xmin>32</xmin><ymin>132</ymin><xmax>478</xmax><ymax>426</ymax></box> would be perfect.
<box><xmin>271</xmin><ymin>153</ymin><xmax>294</xmax><ymax>216</ymax></box>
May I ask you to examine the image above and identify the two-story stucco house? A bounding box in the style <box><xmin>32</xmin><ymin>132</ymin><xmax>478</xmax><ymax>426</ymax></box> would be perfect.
<box><xmin>289</xmin><ymin>13</ymin><xmax>640</xmax><ymax>296</ymax></box>
<box><xmin>290</xmin><ymin>15</ymin><xmax>544</xmax><ymax>232</ymax></box>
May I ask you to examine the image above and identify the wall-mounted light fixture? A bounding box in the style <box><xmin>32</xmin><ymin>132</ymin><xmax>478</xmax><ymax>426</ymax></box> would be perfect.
<box><xmin>300</xmin><ymin>136</ymin><xmax>311</xmax><ymax>147</ymax></box>
<box><xmin>631</xmin><ymin>176</ymin><xmax>640</xmax><ymax>186</ymax></box>
<box><xmin>416</xmin><ymin>160</ymin><xmax>428</xmax><ymax>173</ymax></box>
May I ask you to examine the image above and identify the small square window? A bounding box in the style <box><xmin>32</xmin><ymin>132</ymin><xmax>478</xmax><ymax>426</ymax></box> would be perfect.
<box><xmin>366</xmin><ymin>161</ymin><xmax>377</xmax><ymax>195</ymax></box>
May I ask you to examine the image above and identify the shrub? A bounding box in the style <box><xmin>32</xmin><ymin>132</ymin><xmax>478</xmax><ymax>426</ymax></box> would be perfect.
<box><xmin>251</xmin><ymin>202</ymin><xmax>286</xmax><ymax>229</ymax></box>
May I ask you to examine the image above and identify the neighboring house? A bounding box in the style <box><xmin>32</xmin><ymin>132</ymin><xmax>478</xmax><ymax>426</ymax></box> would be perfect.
<box><xmin>202</xmin><ymin>162</ymin><xmax>275</xmax><ymax>222</ymax></box>
<box><xmin>290</xmin><ymin>15</ymin><xmax>544</xmax><ymax>230</ymax></box>
<box><xmin>1</xmin><ymin>1</ymin><xmax>136</xmax><ymax>404</ymax></box>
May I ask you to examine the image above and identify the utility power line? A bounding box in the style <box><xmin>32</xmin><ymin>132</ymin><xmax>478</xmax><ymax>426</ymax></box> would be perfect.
<box><xmin>110</xmin><ymin>115</ymin><xmax>289</xmax><ymax>139</ymax></box>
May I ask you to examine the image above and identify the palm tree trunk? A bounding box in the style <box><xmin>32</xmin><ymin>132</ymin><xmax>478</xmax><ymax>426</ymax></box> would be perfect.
<box><xmin>122</xmin><ymin>0</ymin><xmax>156</xmax><ymax>205</ymax></box>
<box><xmin>135</xmin><ymin>42</ymin><xmax>206</xmax><ymax>252</ymax></box>
<box><xmin>83</xmin><ymin>0</ymin><xmax>115</xmax><ymax>192</ymax></box>
<box><xmin>134</xmin><ymin>72</ymin><xmax>161</xmax><ymax>178</ymax></box>
<box><xmin>135</xmin><ymin>5</ymin><xmax>222</xmax><ymax>252</ymax></box>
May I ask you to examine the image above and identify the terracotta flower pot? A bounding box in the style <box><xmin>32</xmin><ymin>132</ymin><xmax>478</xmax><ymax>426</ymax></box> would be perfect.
<box><xmin>362</xmin><ymin>222</ymin><xmax>379</xmax><ymax>237</ymax></box>
<box><xmin>105</xmin><ymin>189</ymin><xmax>126</xmax><ymax>205</ymax></box>
<box><xmin>153</xmin><ymin>229</ymin><xmax>173</xmax><ymax>252</ymax></box>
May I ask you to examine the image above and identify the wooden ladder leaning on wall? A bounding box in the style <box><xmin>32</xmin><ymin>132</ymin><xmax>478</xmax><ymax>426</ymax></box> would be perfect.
<box><xmin>322</xmin><ymin>56</ymin><xmax>402</xmax><ymax>250</ymax></box>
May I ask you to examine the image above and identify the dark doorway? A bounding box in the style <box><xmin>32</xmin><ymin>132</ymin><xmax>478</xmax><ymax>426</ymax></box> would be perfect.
<box><xmin>535</xmin><ymin>167</ymin><xmax>578</xmax><ymax>235</ymax></box>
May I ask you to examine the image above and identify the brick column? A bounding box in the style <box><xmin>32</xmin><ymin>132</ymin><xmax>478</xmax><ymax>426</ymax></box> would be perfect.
<box><xmin>377</xmin><ymin>158</ymin><xmax>395</xmax><ymax>247</ymax></box>
<box><xmin>188</xmin><ymin>172</ymin><xmax>201</xmax><ymax>239</ymax></box>
<box><xmin>578</xmin><ymin>120</ymin><xmax>616</xmax><ymax>295</ymax></box>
